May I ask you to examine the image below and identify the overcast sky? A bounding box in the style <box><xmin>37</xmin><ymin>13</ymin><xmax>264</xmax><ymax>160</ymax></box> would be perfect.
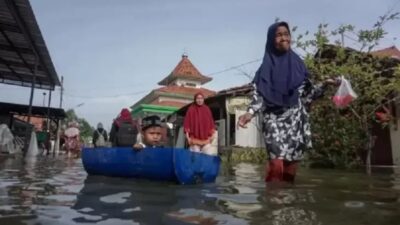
<box><xmin>1</xmin><ymin>0</ymin><xmax>399</xmax><ymax>130</ymax></box>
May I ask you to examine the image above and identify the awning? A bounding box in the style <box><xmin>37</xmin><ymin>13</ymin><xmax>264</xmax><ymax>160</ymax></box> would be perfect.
<box><xmin>0</xmin><ymin>102</ymin><xmax>66</xmax><ymax>119</ymax></box>
<box><xmin>0</xmin><ymin>0</ymin><xmax>60</xmax><ymax>90</ymax></box>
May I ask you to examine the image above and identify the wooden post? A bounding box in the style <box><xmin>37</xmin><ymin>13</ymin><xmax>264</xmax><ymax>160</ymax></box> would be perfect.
<box><xmin>226</xmin><ymin>113</ymin><xmax>231</xmax><ymax>147</ymax></box>
<box><xmin>55</xmin><ymin>76</ymin><xmax>64</xmax><ymax>154</ymax></box>
<box><xmin>24</xmin><ymin>57</ymin><xmax>38</xmax><ymax>152</ymax></box>
<box><xmin>46</xmin><ymin>90</ymin><xmax>52</xmax><ymax>130</ymax></box>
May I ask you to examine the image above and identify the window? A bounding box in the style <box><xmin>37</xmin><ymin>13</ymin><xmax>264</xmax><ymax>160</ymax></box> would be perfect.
<box><xmin>185</xmin><ymin>82</ymin><xmax>196</xmax><ymax>87</ymax></box>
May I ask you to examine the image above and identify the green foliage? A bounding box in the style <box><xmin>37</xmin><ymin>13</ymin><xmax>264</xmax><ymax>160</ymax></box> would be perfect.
<box><xmin>293</xmin><ymin>12</ymin><xmax>400</xmax><ymax>169</ymax></box>
<box><xmin>358</xmin><ymin>12</ymin><xmax>399</xmax><ymax>52</ymax></box>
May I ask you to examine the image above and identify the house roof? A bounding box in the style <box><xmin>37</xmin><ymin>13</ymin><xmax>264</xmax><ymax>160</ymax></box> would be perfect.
<box><xmin>150</xmin><ymin>100</ymin><xmax>188</xmax><ymax>108</ymax></box>
<box><xmin>316</xmin><ymin>44</ymin><xmax>400</xmax><ymax>78</ymax></box>
<box><xmin>131</xmin><ymin>103</ymin><xmax>179</xmax><ymax>116</ymax></box>
<box><xmin>0</xmin><ymin>101</ymin><xmax>66</xmax><ymax>118</ymax></box>
<box><xmin>168</xmin><ymin>83</ymin><xmax>253</xmax><ymax>118</ymax></box>
<box><xmin>14</xmin><ymin>115</ymin><xmax>43</xmax><ymax>130</ymax></box>
<box><xmin>158</xmin><ymin>54</ymin><xmax>212</xmax><ymax>85</ymax></box>
<box><xmin>130</xmin><ymin>85</ymin><xmax>216</xmax><ymax>113</ymax></box>
<box><xmin>217</xmin><ymin>83</ymin><xmax>253</xmax><ymax>97</ymax></box>
<box><xmin>155</xmin><ymin>85</ymin><xmax>216</xmax><ymax>98</ymax></box>
<box><xmin>371</xmin><ymin>46</ymin><xmax>400</xmax><ymax>60</ymax></box>
<box><xmin>0</xmin><ymin>0</ymin><xmax>60</xmax><ymax>90</ymax></box>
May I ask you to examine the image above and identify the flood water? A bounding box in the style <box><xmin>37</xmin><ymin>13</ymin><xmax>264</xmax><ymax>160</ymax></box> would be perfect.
<box><xmin>0</xmin><ymin>155</ymin><xmax>399</xmax><ymax>225</ymax></box>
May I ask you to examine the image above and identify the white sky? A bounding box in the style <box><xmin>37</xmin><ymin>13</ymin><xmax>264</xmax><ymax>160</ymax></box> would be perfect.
<box><xmin>1</xmin><ymin>0</ymin><xmax>399</xmax><ymax>130</ymax></box>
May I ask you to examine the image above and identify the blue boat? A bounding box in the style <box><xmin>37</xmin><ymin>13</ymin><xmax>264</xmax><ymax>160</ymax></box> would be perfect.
<box><xmin>81</xmin><ymin>147</ymin><xmax>221</xmax><ymax>185</ymax></box>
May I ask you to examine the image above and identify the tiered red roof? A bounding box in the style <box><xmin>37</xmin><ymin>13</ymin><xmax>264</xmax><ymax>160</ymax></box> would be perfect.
<box><xmin>371</xmin><ymin>46</ymin><xmax>400</xmax><ymax>60</ymax></box>
<box><xmin>158</xmin><ymin>55</ymin><xmax>212</xmax><ymax>85</ymax></box>
<box><xmin>149</xmin><ymin>86</ymin><xmax>216</xmax><ymax>108</ymax></box>
<box><xmin>132</xmin><ymin>54</ymin><xmax>215</xmax><ymax>111</ymax></box>
<box><xmin>150</xmin><ymin>100</ymin><xmax>187</xmax><ymax>108</ymax></box>
<box><xmin>155</xmin><ymin>85</ymin><xmax>215</xmax><ymax>97</ymax></box>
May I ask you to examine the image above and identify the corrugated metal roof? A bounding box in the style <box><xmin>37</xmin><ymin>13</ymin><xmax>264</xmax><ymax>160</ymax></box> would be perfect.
<box><xmin>0</xmin><ymin>101</ymin><xmax>66</xmax><ymax>118</ymax></box>
<box><xmin>155</xmin><ymin>85</ymin><xmax>216</xmax><ymax>97</ymax></box>
<box><xmin>0</xmin><ymin>0</ymin><xmax>60</xmax><ymax>90</ymax></box>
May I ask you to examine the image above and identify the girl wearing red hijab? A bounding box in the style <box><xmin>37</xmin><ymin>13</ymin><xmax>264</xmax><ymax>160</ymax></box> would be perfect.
<box><xmin>183</xmin><ymin>92</ymin><xmax>215</xmax><ymax>152</ymax></box>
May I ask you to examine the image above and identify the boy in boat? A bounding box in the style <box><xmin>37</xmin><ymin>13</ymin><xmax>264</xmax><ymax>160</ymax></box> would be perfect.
<box><xmin>133</xmin><ymin>115</ymin><xmax>164</xmax><ymax>149</ymax></box>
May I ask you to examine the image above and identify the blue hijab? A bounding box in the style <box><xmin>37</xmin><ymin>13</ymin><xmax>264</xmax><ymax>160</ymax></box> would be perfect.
<box><xmin>253</xmin><ymin>22</ymin><xmax>308</xmax><ymax>107</ymax></box>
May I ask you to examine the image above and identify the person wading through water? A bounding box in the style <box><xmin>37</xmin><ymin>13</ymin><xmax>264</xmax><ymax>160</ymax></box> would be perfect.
<box><xmin>238</xmin><ymin>21</ymin><xmax>338</xmax><ymax>183</ymax></box>
<box><xmin>183</xmin><ymin>92</ymin><xmax>216</xmax><ymax>154</ymax></box>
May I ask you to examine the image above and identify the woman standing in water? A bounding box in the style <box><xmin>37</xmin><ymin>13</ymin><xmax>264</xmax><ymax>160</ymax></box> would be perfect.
<box><xmin>238</xmin><ymin>21</ymin><xmax>338</xmax><ymax>183</ymax></box>
<box><xmin>184</xmin><ymin>92</ymin><xmax>216</xmax><ymax>154</ymax></box>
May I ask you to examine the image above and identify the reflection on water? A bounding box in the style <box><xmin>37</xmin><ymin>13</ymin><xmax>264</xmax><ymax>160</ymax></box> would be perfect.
<box><xmin>0</xmin><ymin>155</ymin><xmax>399</xmax><ymax>225</ymax></box>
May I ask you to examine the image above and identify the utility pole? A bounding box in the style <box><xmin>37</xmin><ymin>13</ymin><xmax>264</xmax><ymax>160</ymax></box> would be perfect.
<box><xmin>46</xmin><ymin>90</ymin><xmax>52</xmax><ymax>131</ymax></box>
<box><xmin>42</xmin><ymin>92</ymin><xmax>46</xmax><ymax>106</ymax></box>
<box><xmin>59</xmin><ymin>76</ymin><xmax>64</xmax><ymax>108</ymax></box>
<box><xmin>341</xmin><ymin>32</ymin><xmax>345</xmax><ymax>47</ymax></box>
<box><xmin>55</xmin><ymin>76</ymin><xmax>64</xmax><ymax>154</ymax></box>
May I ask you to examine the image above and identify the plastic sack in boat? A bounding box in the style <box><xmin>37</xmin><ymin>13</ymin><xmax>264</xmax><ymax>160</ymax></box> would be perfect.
<box><xmin>332</xmin><ymin>76</ymin><xmax>358</xmax><ymax>108</ymax></box>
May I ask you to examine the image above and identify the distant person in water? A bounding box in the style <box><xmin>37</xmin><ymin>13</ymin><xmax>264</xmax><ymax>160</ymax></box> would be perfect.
<box><xmin>110</xmin><ymin>108</ymin><xmax>139</xmax><ymax>147</ymax></box>
<box><xmin>133</xmin><ymin>115</ymin><xmax>163</xmax><ymax>149</ymax></box>
<box><xmin>64</xmin><ymin>121</ymin><xmax>81</xmax><ymax>157</ymax></box>
<box><xmin>183</xmin><ymin>92</ymin><xmax>216</xmax><ymax>153</ymax></box>
<box><xmin>92</xmin><ymin>122</ymin><xmax>108</xmax><ymax>147</ymax></box>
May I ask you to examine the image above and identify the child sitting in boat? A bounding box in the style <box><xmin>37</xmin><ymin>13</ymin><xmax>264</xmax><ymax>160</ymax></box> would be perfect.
<box><xmin>133</xmin><ymin>115</ymin><xmax>163</xmax><ymax>149</ymax></box>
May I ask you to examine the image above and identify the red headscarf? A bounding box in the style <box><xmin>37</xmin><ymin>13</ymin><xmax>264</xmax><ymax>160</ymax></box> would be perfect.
<box><xmin>115</xmin><ymin>108</ymin><xmax>134</xmax><ymax>127</ymax></box>
<box><xmin>183</xmin><ymin>92</ymin><xmax>215</xmax><ymax>140</ymax></box>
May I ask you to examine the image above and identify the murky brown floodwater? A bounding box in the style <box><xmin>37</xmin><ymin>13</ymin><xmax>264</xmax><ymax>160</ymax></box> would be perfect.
<box><xmin>0</xmin><ymin>155</ymin><xmax>399</xmax><ymax>225</ymax></box>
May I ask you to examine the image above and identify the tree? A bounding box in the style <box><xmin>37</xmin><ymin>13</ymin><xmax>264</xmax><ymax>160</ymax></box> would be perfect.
<box><xmin>292</xmin><ymin>12</ymin><xmax>400</xmax><ymax>172</ymax></box>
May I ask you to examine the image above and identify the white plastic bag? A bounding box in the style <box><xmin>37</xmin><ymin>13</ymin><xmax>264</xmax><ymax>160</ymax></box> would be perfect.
<box><xmin>332</xmin><ymin>76</ymin><xmax>358</xmax><ymax>108</ymax></box>
<box><xmin>26</xmin><ymin>131</ymin><xmax>39</xmax><ymax>157</ymax></box>
<box><xmin>0</xmin><ymin>124</ymin><xmax>16</xmax><ymax>154</ymax></box>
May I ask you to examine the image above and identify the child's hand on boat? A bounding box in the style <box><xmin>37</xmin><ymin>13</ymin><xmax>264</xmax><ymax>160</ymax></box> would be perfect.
<box><xmin>133</xmin><ymin>144</ymin><xmax>144</xmax><ymax>150</ymax></box>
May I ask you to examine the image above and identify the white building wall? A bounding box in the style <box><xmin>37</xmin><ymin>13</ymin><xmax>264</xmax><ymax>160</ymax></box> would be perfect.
<box><xmin>174</xmin><ymin>79</ymin><xmax>201</xmax><ymax>88</ymax></box>
<box><xmin>235</xmin><ymin>109</ymin><xmax>265</xmax><ymax>148</ymax></box>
